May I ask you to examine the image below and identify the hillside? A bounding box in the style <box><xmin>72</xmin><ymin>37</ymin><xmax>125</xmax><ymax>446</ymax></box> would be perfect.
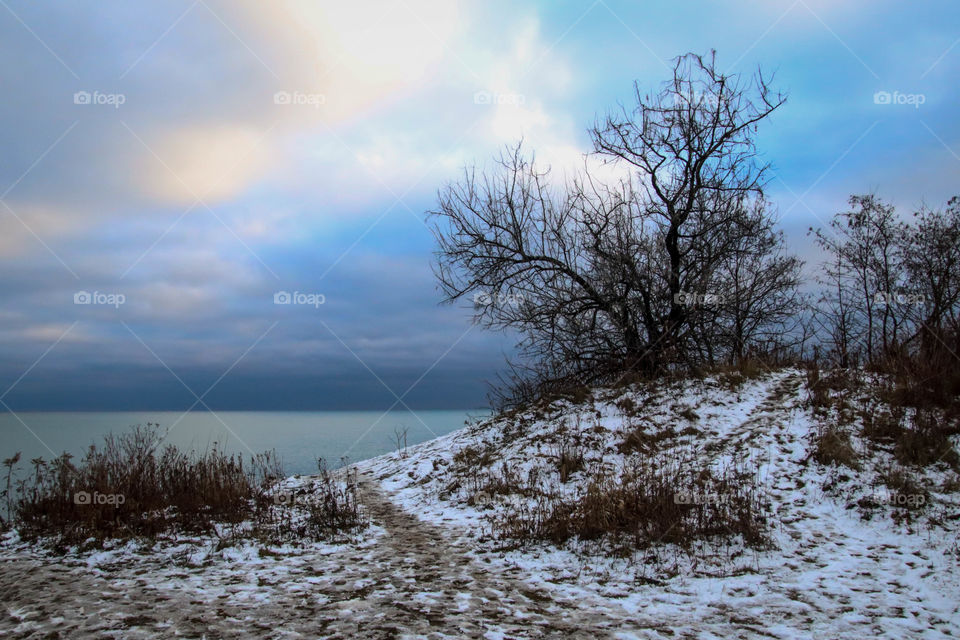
<box><xmin>2</xmin><ymin>368</ymin><xmax>959</xmax><ymax>638</ymax></box>
<box><xmin>357</xmin><ymin>368</ymin><xmax>960</xmax><ymax>638</ymax></box>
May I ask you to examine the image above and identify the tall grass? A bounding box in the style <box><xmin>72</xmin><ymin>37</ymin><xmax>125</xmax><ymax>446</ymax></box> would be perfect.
<box><xmin>4</xmin><ymin>424</ymin><xmax>365</xmax><ymax>548</ymax></box>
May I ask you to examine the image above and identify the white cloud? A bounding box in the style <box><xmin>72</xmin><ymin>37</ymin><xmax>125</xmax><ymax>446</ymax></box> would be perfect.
<box><xmin>136</xmin><ymin>124</ymin><xmax>279</xmax><ymax>206</ymax></box>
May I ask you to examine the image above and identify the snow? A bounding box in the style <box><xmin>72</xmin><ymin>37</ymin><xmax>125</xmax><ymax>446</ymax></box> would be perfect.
<box><xmin>357</xmin><ymin>368</ymin><xmax>960</xmax><ymax>638</ymax></box>
<box><xmin>1</xmin><ymin>368</ymin><xmax>959</xmax><ymax>638</ymax></box>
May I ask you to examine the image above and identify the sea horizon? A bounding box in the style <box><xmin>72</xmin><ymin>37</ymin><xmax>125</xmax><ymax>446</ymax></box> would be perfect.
<box><xmin>1</xmin><ymin>409</ymin><xmax>489</xmax><ymax>476</ymax></box>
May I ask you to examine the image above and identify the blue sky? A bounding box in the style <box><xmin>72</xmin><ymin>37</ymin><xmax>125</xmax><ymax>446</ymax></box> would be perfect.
<box><xmin>1</xmin><ymin>0</ymin><xmax>958</xmax><ymax>410</ymax></box>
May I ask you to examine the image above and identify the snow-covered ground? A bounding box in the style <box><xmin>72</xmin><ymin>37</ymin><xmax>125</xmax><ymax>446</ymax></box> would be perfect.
<box><xmin>358</xmin><ymin>368</ymin><xmax>960</xmax><ymax>638</ymax></box>
<box><xmin>2</xmin><ymin>368</ymin><xmax>959</xmax><ymax>638</ymax></box>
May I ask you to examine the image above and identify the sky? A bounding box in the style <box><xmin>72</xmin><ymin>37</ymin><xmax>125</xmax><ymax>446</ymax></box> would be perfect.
<box><xmin>0</xmin><ymin>0</ymin><xmax>958</xmax><ymax>410</ymax></box>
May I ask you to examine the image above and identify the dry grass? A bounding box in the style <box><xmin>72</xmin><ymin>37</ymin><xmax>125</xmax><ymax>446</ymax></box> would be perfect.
<box><xmin>861</xmin><ymin>406</ymin><xmax>906</xmax><ymax>442</ymax></box>
<box><xmin>492</xmin><ymin>452</ymin><xmax>770</xmax><ymax>553</ymax></box>
<box><xmin>5</xmin><ymin>424</ymin><xmax>365</xmax><ymax>549</ymax></box>
<box><xmin>802</xmin><ymin>360</ymin><xmax>960</xmax><ymax>528</ymax></box>
<box><xmin>554</xmin><ymin>436</ymin><xmax>585</xmax><ymax>483</ymax></box>
<box><xmin>466</xmin><ymin>463</ymin><xmax>541</xmax><ymax>507</ymax></box>
<box><xmin>879</xmin><ymin>465</ymin><xmax>929</xmax><ymax>506</ymax></box>
<box><xmin>451</xmin><ymin>442</ymin><xmax>496</xmax><ymax>470</ymax></box>
<box><xmin>877</xmin><ymin>356</ymin><xmax>960</xmax><ymax>411</ymax></box>
<box><xmin>812</xmin><ymin>424</ymin><xmax>860</xmax><ymax>470</ymax></box>
<box><xmin>894</xmin><ymin>409</ymin><xmax>960</xmax><ymax>469</ymax></box>
<box><xmin>805</xmin><ymin>366</ymin><xmax>864</xmax><ymax>412</ymax></box>
<box><xmin>806</xmin><ymin>361</ymin><xmax>960</xmax><ymax>474</ymax></box>
<box><xmin>617</xmin><ymin>424</ymin><xmax>678</xmax><ymax>455</ymax></box>
<box><xmin>614</xmin><ymin>396</ymin><xmax>640</xmax><ymax>417</ymax></box>
<box><xmin>561</xmin><ymin>386</ymin><xmax>592</xmax><ymax>405</ymax></box>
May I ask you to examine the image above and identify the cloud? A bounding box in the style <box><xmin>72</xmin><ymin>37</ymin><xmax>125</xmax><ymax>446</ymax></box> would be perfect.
<box><xmin>231</xmin><ymin>0</ymin><xmax>463</xmax><ymax>119</ymax></box>
<box><xmin>136</xmin><ymin>124</ymin><xmax>278</xmax><ymax>206</ymax></box>
<box><xmin>0</xmin><ymin>203</ymin><xmax>87</xmax><ymax>259</ymax></box>
<box><xmin>1</xmin><ymin>0</ymin><xmax>959</xmax><ymax>410</ymax></box>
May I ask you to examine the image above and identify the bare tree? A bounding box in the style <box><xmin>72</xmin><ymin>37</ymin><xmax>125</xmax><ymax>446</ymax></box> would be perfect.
<box><xmin>812</xmin><ymin>194</ymin><xmax>960</xmax><ymax>370</ymax></box>
<box><xmin>430</xmin><ymin>52</ymin><xmax>796</xmax><ymax>402</ymax></box>
<box><xmin>707</xmin><ymin>205</ymin><xmax>804</xmax><ymax>365</ymax></box>
<box><xmin>588</xmin><ymin>51</ymin><xmax>787</xmax><ymax>369</ymax></box>
<box><xmin>812</xmin><ymin>250</ymin><xmax>861</xmax><ymax>369</ymax></box>
<box><xmin>901</xmin><ymin>198</ymin><xmax>960</xmax><ymax>361</ymax></box>
<box><xmin>812</xmin><ymin>195</ymin><xmax>906</xmax><ymax>366</ymax></box>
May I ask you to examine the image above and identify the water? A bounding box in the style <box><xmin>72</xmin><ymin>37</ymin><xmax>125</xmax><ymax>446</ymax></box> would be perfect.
<box><xmin>0</xmin><ymin>410</ymin><xmax>486</xmax><ymax>476</ymax></box>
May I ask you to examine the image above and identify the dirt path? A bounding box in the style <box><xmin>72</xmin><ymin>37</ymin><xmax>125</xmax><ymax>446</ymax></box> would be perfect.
<box><xmin>342</xmin><ymin>475</ymin><xmax>630</xmax><ymax>638</ymax></box>
<box><xmin>705</xmin><ymin>370</ymin><xmax>804</xmax><ymax>458</ymax></box>
<box><xmin>0</xmin><ymin>476</ymin><xmax>629</xmax><ymax>639</ymax></box>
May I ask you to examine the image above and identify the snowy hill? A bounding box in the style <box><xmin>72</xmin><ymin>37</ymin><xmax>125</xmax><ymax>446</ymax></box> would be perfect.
<box><xmin>2</xmin><ymin>368</ymin><xmax>959</xmax><ymax>638</ymax></box>
<box><xmin>357</xmin><ymin>368</ymin><xmax>960</xmax><ymax>638</ymax></box>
